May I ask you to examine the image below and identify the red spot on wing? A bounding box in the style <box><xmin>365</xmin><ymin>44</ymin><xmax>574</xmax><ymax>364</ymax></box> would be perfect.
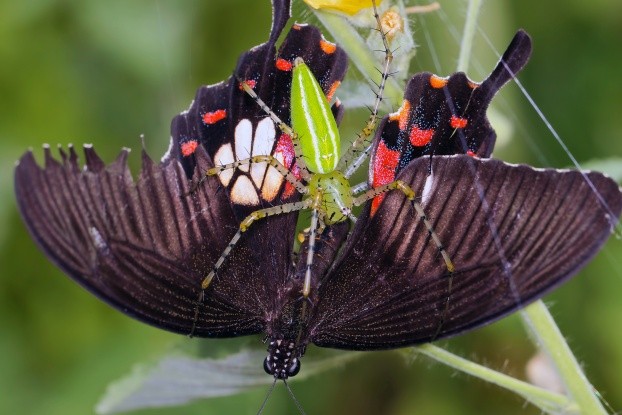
<box><xmin>466</xmin><ymin>150</ymin><xmax>476</xmax><ymax>157</ymax></box>
<box><xmin>275</xmin><ymin>134</ymin><xmax>296</xmax><ymax>169</ymax></box>
<box><xmin>409</xmin><ymin>126</ymin><xmax>434</xmax><ymax>146</ymax></box>
<box><xmin>371</xmin><ymin>140</ymin><xmax>400</xmax><ymax>216</ymax></box>
<box><xmin>274</xmin><ymin>133</ymin><xmax>300</xmax><ymax>199</ymax></box>
<box><xmin>276</xmin><ymin>58</ymin><xmax>293</xmax><ymax>71</ymax></box>
<box><xmin>239</xmin><ymin>79</ymin><xmax>256</xmax><ymax>90</ymax></box>
<box><xmin>326</xmin><ymin>81</ymin><xmax>341</xmax><ymax>101</ymax></box>
<box><xmin>320</xmin><ymin>39</ymin><xmax>337</xmax><ymax>54</ymax></box>
<box><xmin>202</xmin><ymin>109</ymin><xmax>227</xmax><ymax>125</ymax></box>
<box><xmin>429</xmin><ymin>75</ymin><xmax>448</xmax><ymax>89</ymax></box>
<box><xmin>450</xmin><ymin>115</ymin><xmax>468</xmax><ymax>129</ymax></box>
<box><xmin>283</xmin><ymin>182</ymin><xmax>296</xmax><ymax>199</ymax></box>
<box><xmin>180</xmin><ymin>140</ymin><xmax>199</xmax><ymax>157</ymax></box>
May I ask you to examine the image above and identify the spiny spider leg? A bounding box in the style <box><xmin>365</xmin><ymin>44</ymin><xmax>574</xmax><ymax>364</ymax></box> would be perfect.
<box><xmin>192</xmin><ymin>199</ymin><xmax>313</xmax><ymax>334</ymax></box>
<box><xmin>302</xmin><ymin>194</ymin><xmax>322</xmax><ymax>298</ymax></box>
<box><xmin>339</xmin><ymin>0</ymin><xmax>393</xmax><ymax>178</ymax></box>
<box><xmin>206</xmin><ymin>155</ymin><xmax>308</xmax><ymax>194</ymax></box>
<box><xmin>201</xmin><ymin>199</ymin><xmax>313</xmax><ymax>291</ymax></box>
<box><xmin>353</xmin><ymin>180</ymin><xmax>455</xmax><ymax>275</ymax></box>
<box><xmin>238</xmin><ymin>79</ymin><xmax>311</xmax><ymax>180</ymax></box>
<box><xmin>350</xmin><ymin>181</ymin><xmax>371</xmax><ymax>195</ymax></box>
<box><xmin>353</xmin><ymin>179</ymin><xmax>456</xmax><ymax>339</ymax></box>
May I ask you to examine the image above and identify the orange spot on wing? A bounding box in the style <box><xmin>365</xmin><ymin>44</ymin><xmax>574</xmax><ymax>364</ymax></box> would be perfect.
<box><xmin>429</xmin><ymin>74</ymin><xmax>448</xmax><ymax>89</ymax></box>
<box><xmin>409</xmin><ymin>126</ymin><xmax>434</xmax><ymax>146</ymax></box>
<box><xmin>326</xmin><ymin>81</ymin><xmax>341</xmax><ymax>101</ymax></box>
<box><xmin>450</xmin><ymin>115</ymin><xmax>468</xmax><ymax>129</ymax></box>
<box><xmin>292</xmin><ymin>24</ymin><xmax>302</xmax><ymax>30</ymax></box>
<box><xmin>276</xmin><ymin>58</ymin><xmax>293</xmax><ymax>71</ymax></box>
<box><xmin>202</xmin><ymin>109</ymin><xmax>226</xmax><ymax>125</ymax></box>
<box><xmin>180</xmin><ymin>140</ymin><xmax>198</xmax><ymax>157</ymax></box>
<box><xmin>467</xmin><ymin>81</ymin><xmax>479</xmax><ymax>89</ymax></box>
<box><xmin>389</xmin><ymin>100</ymin><xmax>411</xmax><ymax>131</ymax></box>
<box><xmin>238</xmin><ymin>79</ymin><xmax>256</xmax><ymax>90</ymax></box>
<box><xmin>320</xmin><ymin>39</ymin><xmax>337</xmax><ymax>54</ymax></box>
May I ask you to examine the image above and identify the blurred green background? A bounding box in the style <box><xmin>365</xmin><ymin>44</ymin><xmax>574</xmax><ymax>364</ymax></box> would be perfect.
<box><xmin>2</xmin><ymin>0</ymin><xmax>622</xmax><ymax>414</ymax></box>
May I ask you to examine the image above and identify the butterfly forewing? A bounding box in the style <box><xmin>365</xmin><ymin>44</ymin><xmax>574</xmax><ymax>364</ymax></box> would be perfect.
<box><xmin>308</xmin><ymin>155</ymin><xmax>622</xmax><ymax>349</ymax></box>
<box><xmin>15</xmin><ymin>144</ymin><xmax>271</xmax><ymax>336</ymax></box>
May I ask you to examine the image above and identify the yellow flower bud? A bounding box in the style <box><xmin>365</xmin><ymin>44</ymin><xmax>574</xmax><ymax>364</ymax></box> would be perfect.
<box><xmin>303</xmin><ymin>0</ymin><xmax>383</xmax><ymax>16</ymax></box>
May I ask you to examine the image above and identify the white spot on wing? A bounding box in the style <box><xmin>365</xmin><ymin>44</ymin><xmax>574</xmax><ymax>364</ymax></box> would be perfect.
<box><xmin>252</xmin><ymin>118</ymin><xmax>276</xmax><ymax>155</ymax></box>
<box><xmin>231</xmin><ymin>175</ymin><xmax>259</xmax><ymax>205</ymax></box>
<box><xmin>421</xmin><ymin>173</ymin><xmax>435</xmax><ymax>206</ymax></box>
<box><xmin>89</xmin><ymin>227</ymin><xmax>109</xmax><ymax>254</ymax></box>
<box><xmin>234</xmin><ymin>119</ymin><xmax>252</xmax><ymax>172</ymax></box>
<box><xmin>251</xmin><ymin>117</ymin><xmax>276</xmax><ymax>187</ymax></box>
<box><xmin>214</xmin><ymin>143</ymin><xmax>235</xmax><ymax>186</ymax></box>
<box><xmin>262</xmin><ymin>165</ymin><xmax>283</xmax><ymax>202</ymax></box>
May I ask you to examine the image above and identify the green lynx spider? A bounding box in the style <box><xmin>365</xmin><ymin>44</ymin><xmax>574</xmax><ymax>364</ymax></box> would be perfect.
<box><xmin>197</xmin><ymin>1</ymin><xmax>454</xmax><ymax>302</ymax></box>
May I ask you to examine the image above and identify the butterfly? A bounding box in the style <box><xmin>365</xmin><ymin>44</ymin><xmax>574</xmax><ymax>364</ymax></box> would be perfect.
<box><xmin>14</xmin><ymin>0</ymin><xmax>622</xmax><ymax>386</ymax></box>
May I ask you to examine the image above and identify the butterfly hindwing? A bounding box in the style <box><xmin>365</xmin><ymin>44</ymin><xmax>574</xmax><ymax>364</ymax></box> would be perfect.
<box><xmin>171</xmin><ymin>17</ymin><xmax>347</xmax><ymax>220</ymax></box>
<box><xmin>369</xmin><ymin>30</ymin><xmax>532</xmax><ymax>215</ymax></box>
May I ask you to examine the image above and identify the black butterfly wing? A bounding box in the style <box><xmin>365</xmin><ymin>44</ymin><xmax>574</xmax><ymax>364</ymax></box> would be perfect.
<box><xmin>369</xmin><ymin>30</ymin><xmax>532</xmax><ymax>215</ymax></box>
<box><xmin>14</xmin><ymin>144</ymin><xmax>273</xmax><ymax>337</ymax></box>
<box><xmin>308</xmin><ymin>155</ymin><xmax>622</xmax><ymax>349</ymax></box>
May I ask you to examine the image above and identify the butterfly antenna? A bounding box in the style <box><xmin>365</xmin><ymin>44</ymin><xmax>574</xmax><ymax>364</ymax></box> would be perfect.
<box><xmin>283</xmin><ymin>379</ymin><xmax>307</xmax><ymax>415</ymax></box>
<box><xmin>256</xmin><ymin>377</ymin><xmax>278</xmax><ymax>415</ymax></box>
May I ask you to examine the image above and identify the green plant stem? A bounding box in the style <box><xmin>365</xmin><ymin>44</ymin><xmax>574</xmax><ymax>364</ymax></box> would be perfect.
<box><xmin>457</xmin><ymin>0</ymin><xmax>482</xmax><ymax>72</ymax></box>
<box><xmin>413</xmin><ymin>344</ymin><xmax>576</xmax><ymax>413</ymax></box>
<box><xmin>312</xmin><ymin>9</ymin><xmax>403</xmax><ymax>106</ymax></box>
<box><xmin>522</xmin><ymin>300</ymin><xmax>607</xmax><ymax>414</ymax></box>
